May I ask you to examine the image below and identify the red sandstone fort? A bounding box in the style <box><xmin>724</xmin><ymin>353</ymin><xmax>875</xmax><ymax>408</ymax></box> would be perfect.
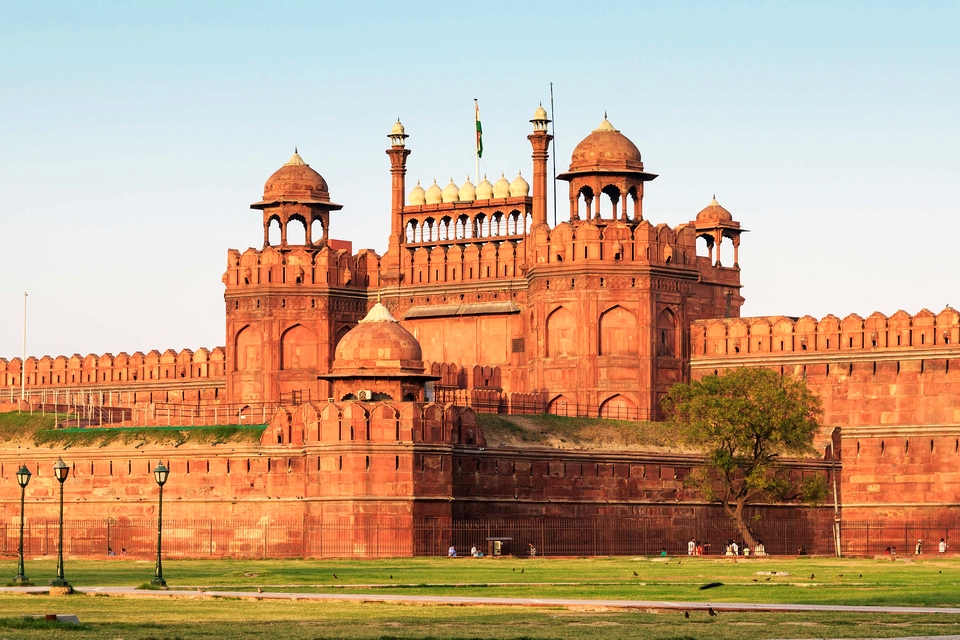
<box><xmin>2</xmin><ymin>106</ymin><xmax>958</xmax><ymax>557</ymax></box>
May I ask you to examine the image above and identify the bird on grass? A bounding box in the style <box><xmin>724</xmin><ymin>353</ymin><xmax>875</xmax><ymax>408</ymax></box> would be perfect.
<box><xmin>257</xmin><ymin>587</ymin><xmax>263</xmax><ymax>593</ymax></box>
<box><xmin>521</xmin><ymin>569</ymin><xmax>525</xmax><ymax>574</ymax></box>
<box><xmin>633</xmin><ymin>571</ymin><xmax>639</xmax><ymax>577</ymax></box>
<box><xmin>838</xmin><ymin>574</ymin><xmax>843</xmax><ymax>578</ymax></box>
<box><xmin>810</xmin><ymin>573</ymin><xmax>815</xmax><ymax>579</ymax></box>
<box><xmin>764</xmin><ymin>577</ymin><xmax>771</xmax><ymax>581</ymax></box>
<box><xmin>333</xmin><ymin>573</ymin><xmax>339</xmax><ymax>580</ymax></box>
<box><xmin>512</xmin><ymin>568</ymin><xmax>515</xmax><ymax>572</ymax></box>
<box><xmin>390</xmin><ymin>575</ymin><xmax>393</xmax><ymax>579</ymax></box>
<box><xmin>752</xmin><ymin>579</ymin><xmax>757</xmax><ymax>582</ymax></box>
<box><xmin>684</xmin><ymin>611</ymin><xmax>689</xmax><ymax>619</ymax></box>
<box><xmin>859</xmin><ymin>574</ymin><xmax>862</xmax><ymax>578</ymax></box>
<box><xmin>708</xmin><ymin>607</ymin><xmax>718</xmax><ymax>617</ymax></box>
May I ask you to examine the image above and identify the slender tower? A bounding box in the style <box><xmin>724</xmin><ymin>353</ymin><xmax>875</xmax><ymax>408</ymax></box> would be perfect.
<box><xmin>386</xmin><ymin>120</ymin><xmax>410</xmax><ymax>249</ymax></box>
<box><xmin>527</xmin><ymin>105</ymin><xmax>553</xmax><ymax>227</ymax></box>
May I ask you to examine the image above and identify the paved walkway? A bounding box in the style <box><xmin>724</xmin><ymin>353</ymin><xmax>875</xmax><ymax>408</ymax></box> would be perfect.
<box><xmin>2</xmin><ymin>585</ymin><xmax>960</xmax><ymax>615</ymax></box>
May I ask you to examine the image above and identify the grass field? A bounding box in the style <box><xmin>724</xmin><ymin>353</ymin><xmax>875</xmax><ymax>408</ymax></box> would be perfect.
<box><xmin>1</xmin><ymin>555</ymin><xmax>959</xmax><ymax>638</ymax></box>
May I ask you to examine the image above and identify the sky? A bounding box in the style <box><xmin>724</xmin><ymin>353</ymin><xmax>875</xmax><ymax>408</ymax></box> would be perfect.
<box><xmin>2</xmin><ymin>1</ymin><xmax>958</xmax><ymax>359</ymax></box>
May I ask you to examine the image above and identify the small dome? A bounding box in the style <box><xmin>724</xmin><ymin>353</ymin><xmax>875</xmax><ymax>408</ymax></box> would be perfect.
<box><xmin>332</xmin><ymin>302</ymin><xmax>424</xmax><ymax>374</ymax></box>
<box><xmin>533</xmin><ymin>104</ymin><xmax>548</xmax><ymax>121</ymax></box>
<box><xmin>409</xmin><ymin>180</ymin><xmax>426</xmax><ymax>206</ymax></box>
<box><xmin>509</xmin><ymin>171</ymin><xmax>529</xmax><ymax>197</ymax></box>
<box><xmin>696</xmin><ymin>196</ymin><xmax>734</xmax><ymax>224</ymax></box>
<box><xmin>425</xmin><ymin>179</ymin><xmax>443</xmax><ymax>205</ymax></box>
<box><xmin>493</xmin><ymin>173</ymin><xmax>511</xmax><ymax>199</ymax></box>
<box><xmin>263</xmin><ymin>150</ymin><xmax>330</xmax><ymax>201</ymax></box>
<box><xmin>442</xmin><ymin>177</ymin><xmax>460</xmax><ymax>203</ymax></box>
<box><xmin>390</xmin><ymin>120</ymin><xmax>405</xmax><ymax>136</ymax></box>
<box><xmin>568</xmin><ymin>115</ymin><xmax>644</xmax><ymax>173</ymax></box>
<box><xmin>459</xmin><ymin>176</ymin><xmax>476</xmax><ymax>202</ymax></box>
<box><xmin>476</xmin><ymin>175</ymin><xmax>494</xmax><ymax>200</ymax></box>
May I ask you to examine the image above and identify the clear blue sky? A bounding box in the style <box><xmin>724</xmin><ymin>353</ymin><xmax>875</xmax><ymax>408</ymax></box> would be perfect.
<box><xmin>2</xmin><ymin>1</ymin><xmax>958</xmax><ymax>358</ymax></box>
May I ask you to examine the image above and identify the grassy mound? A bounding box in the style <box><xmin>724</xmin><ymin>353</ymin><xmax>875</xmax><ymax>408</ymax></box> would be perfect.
<box><xmin>0</xmin><ymin>412</ymin><xmax>264</xmax><ymax>448</ymax></box>
<box><xmin>476</xmin><ymin>413</ymin><xmax>684</xmax><ymax>452</ymax></box>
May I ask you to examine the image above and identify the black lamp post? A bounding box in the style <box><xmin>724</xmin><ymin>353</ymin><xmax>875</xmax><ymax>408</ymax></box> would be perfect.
<box><xmin>14</xmin><ymin>464</ymin><xmax>31</xmax><ymax>584</ymax></box>
<box><xmin>151</xmin><ymin>463</ymin><xmax>169</xmax><ymax>587</ymax></box>
<box><xmin>50</xmin><ymin>457</ymin><xmax>70</xmax><ymax>588</ymax></box>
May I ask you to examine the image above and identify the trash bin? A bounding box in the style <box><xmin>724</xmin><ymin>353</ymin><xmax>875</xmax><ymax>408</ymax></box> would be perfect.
<box><xmin>486</xmin><ymin>537</ymin><xmax>512</xmax><ymax>557</ymax></box>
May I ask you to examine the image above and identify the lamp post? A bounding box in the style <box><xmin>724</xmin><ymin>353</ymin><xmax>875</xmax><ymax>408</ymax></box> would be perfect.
<box><xmin>51</xmin><ymin>457</ymin><xmax>70</xmax><ymax>588</ymax></box>
<box><xmin>14</xmin><ymin>464</ymin><xmax>32</xmax><ymax>584</ymax></box>
<box><xmin>151</xmin><ymin>463</ymin><xmax>169</xmax><ymax>587</ymax></box>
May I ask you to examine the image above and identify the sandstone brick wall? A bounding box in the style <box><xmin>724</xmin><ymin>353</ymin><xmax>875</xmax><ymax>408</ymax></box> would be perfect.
<box><xmin>691</xmin><ymin>309</ymin><xmax>960</xmax><ymax>518</ymax></box>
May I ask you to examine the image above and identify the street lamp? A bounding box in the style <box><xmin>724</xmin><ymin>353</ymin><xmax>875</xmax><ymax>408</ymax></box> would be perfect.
<box><xmin>50</xmin><ymin>457</ymin><xmax>70</xmax><ymax>589</ymax></box>
<box><xmin>14</xmin><ymin>464</ymin><xmax>32</xmax><ymax>584</ymax></box>
<box><xmin>151</xmin><ymin>463</ymin><xmax>169</xmax><ymax>587</ymax></box>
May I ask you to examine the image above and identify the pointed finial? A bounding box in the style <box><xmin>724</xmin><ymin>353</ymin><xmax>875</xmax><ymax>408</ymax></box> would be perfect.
<box><xmin>604</xmin><ymin>111</ymin><xmax>607</xmax><ymax>119</ymax></box>
<box><xmin>713</xmin><ymin>193</ymin><xmax>716</xmax><ymax>200</ymax></box>
<box><xmin>295</xmin><ymin>146</ymin><xmax>298</xmax><ymax>154</ymax></box>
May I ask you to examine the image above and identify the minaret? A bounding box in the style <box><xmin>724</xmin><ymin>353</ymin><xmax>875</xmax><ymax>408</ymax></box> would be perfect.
<box><xmin>527</xmin><ymin>105</ymin><xmax>553</xmax><ymax>226</ymax></box>
<box><xmin>386</xmin><ymin>119</ymin><xmax>410</xmax><ymax>247</ymax></box>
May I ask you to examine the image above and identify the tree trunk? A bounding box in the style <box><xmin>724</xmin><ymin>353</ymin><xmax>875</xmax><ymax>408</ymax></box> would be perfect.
<box><xmin>724</xmin><ymin>499</ymin><xmax>759</xmax><ymax>550</ymax></box>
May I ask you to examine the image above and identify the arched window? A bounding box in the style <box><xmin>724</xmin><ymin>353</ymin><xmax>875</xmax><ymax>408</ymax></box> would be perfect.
<box><xmin>657</xmin><ymin>309</ymin><xmax>678</xmax><ymax>357</ymax></box>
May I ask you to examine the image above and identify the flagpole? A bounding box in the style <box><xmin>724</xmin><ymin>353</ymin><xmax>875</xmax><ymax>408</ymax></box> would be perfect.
<box><xmin>22</xmin><ymin>292</ymin><xmax>27</xmax><ymax>402</ymax></box>
<box><xmin>474</xmin><ymin>99</ymin><xmax>479</xmax><ymax>184</ymax></box>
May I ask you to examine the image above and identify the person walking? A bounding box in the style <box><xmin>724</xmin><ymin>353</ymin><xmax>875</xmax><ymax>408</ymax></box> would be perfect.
<box><xmin>939</xmin><ymin>538</ymin><xmax>947</xmax><ymax>554</ymax></box>
<box><xmin>688</xmin><ymin>537</ymin><xmax>696</xmax><ymax>556</ymax></box>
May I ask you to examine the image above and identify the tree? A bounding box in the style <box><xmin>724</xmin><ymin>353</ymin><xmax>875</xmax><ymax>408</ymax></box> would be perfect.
<box><xmin>662</xmin><ymin>367</ymin><xmax>823</xmax><ymax>549</ymax></box>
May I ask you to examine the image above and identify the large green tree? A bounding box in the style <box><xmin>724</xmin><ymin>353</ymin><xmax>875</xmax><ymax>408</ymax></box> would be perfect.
<box><xmin>662</xmin><ymin>367</ymin><xmax>824</xmax><ymax>548</ymax></box>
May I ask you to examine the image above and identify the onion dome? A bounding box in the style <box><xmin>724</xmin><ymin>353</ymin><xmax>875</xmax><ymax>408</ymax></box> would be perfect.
<box><xmin>388</xmin><ymin>118</ymin><xmax>408</xmax><ymax>147</ymax></box>
<box><xmin>409</xmin><ymin>180</ymin><xmax>426</xmax><ymax>205</ymax></box>
<box><xmin>425</xmin><ymin>179</ymin><xmax>443</xmax><ymax>204</ymax></box>
<box><xmin>262</xmin><ymin>149</ymin><xmax>330</xmax><ymax>202</ymax></box>
<box><xmin>330</xmin><ymin>302</ymin><xmax>425</xmax><ymax>376</ymax></box>
<box><xmin>533</xmin><ymin>104</ymin><xmax>548</xmax><ymax>121</ymax></box>
<box><xmin>567</xmin><ymin>115</ymin><xmax>644</xmax><ymax>173</ymax></box>
<box><xmin>459</xmin><ymin>176</ymin><xmax>476</xmax><ymax>202</ymax></box>
<box><xmin>476</xmin><ymin>174</ymin><xmax>494</xmax><ymax>200</ymax></box>
<box><xmin>696</xmin><ymin>196</ymin><xmax>734</xmax><ymax>224</ymax></box>
<box><xmin>442</xmin><ymin>177</ymin><xmax>460</xmax><ymax>203</ymax></box>
<box><xmin>509</xmin><ymin>171</ymin><xmax>530</xmax><ymax>197</ymax></box>
<box><xmin>493</xmin><ymin>173</ymin><xmax>511</xmax><ymax>198</ymax></box>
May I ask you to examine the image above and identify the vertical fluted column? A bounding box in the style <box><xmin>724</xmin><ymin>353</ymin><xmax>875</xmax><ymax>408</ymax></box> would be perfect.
<box><xmin>527</xmin><ymin>131</ymin><xmax>553</xmax><ymax>226</ymax></box>
<box><xmin>386</xmin><ymin>146</ymin><xmax>411</xmax><ymax>248</ymax></box>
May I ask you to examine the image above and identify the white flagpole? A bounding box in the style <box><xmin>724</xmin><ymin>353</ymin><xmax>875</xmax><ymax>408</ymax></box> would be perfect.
<box><xmin>21</xmin><ymin>292</ymin><xmax>27</xmax><ymax>402</ymax></box>
<box><xmin>474</xmin><ymin>99</ymin><xmax>479</xmax><ymax>184</ymax></box>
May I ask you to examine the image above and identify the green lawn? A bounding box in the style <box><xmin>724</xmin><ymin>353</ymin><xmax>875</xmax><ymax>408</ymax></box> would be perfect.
<box><xmin>1</xmin><ymin>595</ymin><xmax>960</xmax><ymax>640</ymax></box>
<box><xmin>7</xmin><ymin>555</ymin><xmax>960</xmax><ymax>607</ymax></box>
<box><xmin>2</xmin><ymin>556</ymin><xmax>960</xmax><ymax>638</ymax></box>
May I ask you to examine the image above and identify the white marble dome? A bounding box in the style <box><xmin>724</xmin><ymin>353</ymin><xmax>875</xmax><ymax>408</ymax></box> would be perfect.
<box><xmin>408</xmin><ymin>180</ymin><xmax>426</xmax><ymax>205</ymax></box>
<box><xmin>425</xmin><ymin>179</ymin><xmax>443</xmax><ymax>205</ymax></box>
<box><xmin>509</xmin><ymin>171</ymin><xmax>529</xmax><ymax>197</ymax></box>
<box><xmin>493</xmin><ymin>173</ymin><xmax>511</xmax><ymax>199</ymax></box>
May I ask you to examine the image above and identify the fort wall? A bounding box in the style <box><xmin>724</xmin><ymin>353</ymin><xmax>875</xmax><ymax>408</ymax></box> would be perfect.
<box><xmin>692</xmin><ymin>309</ymin><xmax>960</xmax><ymax>518</ymax></box>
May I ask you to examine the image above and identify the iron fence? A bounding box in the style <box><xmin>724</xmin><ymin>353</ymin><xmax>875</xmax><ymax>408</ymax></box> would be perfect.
<box><xmin>0</xmin><ymin>513</ymin><xmax>861</xmax><ymax>559</ymax></box>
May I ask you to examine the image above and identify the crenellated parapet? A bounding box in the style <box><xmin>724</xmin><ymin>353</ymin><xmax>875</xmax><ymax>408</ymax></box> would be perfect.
<box><xmin>224</xmin><ymin>245</ymin><xmax>381</xmax><ymax>292</ymax></box>
<box><xmin>0</xmin><ymin>347</ymin><xmax>225</xmax><ymax>389</ymax></box>
<box><xmin>692</xmin><ymin>308</ymin><xmax>960</xmax><ymax>358</ymax></box>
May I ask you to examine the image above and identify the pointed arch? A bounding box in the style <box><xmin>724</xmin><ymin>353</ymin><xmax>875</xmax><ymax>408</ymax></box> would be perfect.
<box><xmin>280</xmin><ymin>323</ymin><xmax>318</xmax><ymax>370</ymax></box>
<box><xmin>657</xmin><ymin>308</ymin><xmax>678</xmax><ymax>357</ymax></box>
<box><xmin>234</xmin><ymin>324</ymin><xmax>262</xmax><ymax>371</ymax></box>
<box><xmin>599</xmin><ymin>305</ymin><xmax>638</xmax><ymax>356</ymax></box>
<box><xmin>546</xmin><ymin>306</ymin><xmax>577</xmax><ymax>357</ymax></box>
<box><xmin>599</xmin><ymin>394</ymin><xmax>637</xmax><ymax>420</ymax></box>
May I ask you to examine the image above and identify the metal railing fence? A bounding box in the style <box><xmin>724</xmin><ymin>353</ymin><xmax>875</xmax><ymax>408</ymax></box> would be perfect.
<box><xmin>0</xmin><ymin>513</ymin><xmax>871</xmax><ymax>559</ymax></box>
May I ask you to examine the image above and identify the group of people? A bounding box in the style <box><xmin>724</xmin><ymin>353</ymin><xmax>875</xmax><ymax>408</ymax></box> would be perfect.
<box><xmin>883</xmin><ymin>538</ymin><xmax>948</xmax><ymax>556</ymax></box>
<box><xmin>686</xmin><ymin>537</ymin><xmax>766</xmax><ymax>556</ymax></box>
<box><xmin>447</xmin><ymin>543</ymin><xmax>538</xmax><ymax>558</ymax></box>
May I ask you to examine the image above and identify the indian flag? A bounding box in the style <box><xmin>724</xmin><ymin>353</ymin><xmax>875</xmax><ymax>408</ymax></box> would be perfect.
<box><xmin>475</xmin><ymin>99</ymin><xmax>483</xmax><ymax>158</ymax></box>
